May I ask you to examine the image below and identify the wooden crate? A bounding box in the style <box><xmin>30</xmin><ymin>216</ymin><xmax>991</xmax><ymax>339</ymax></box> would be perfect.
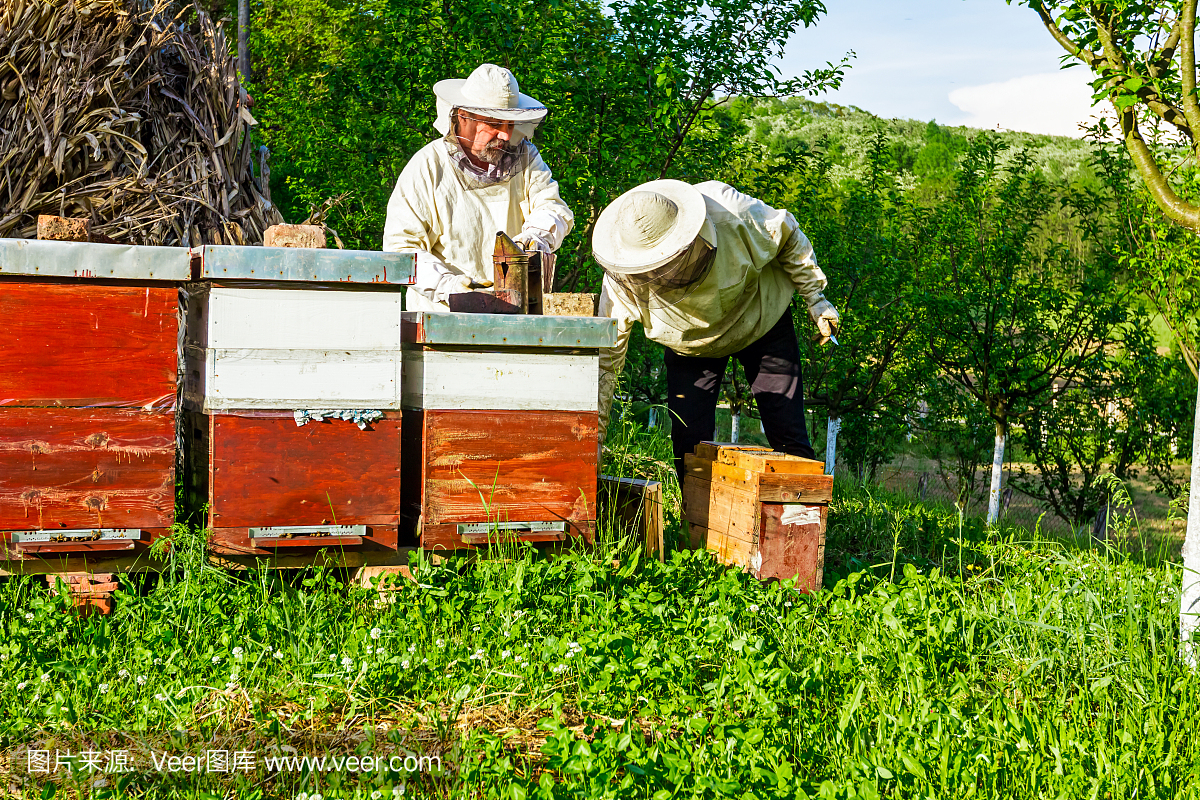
<box><xmin>184</xmin><ymin>246</ymin><xmax>416</xmax><ymax>556</ymax></box>
<box><xmin>682</xmin><ymin>442</ymin><xmax>831</xmax><ymax>590</ymax></box>
<box><xmin>0</xmin><ymin>239</ymin><xmax>191</xmax><ymax>566</ymax></box>
<box><xmin>401</xmin><ymin>312</ymin><xmax>617</xmax><ymax>550</ymax></box>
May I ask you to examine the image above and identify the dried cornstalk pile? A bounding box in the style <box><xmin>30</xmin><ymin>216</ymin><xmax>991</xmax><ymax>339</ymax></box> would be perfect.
<box><xmin>0</xmin><ymin>0</ymin><xmax>282</xmax><ymax>244</ymax></box>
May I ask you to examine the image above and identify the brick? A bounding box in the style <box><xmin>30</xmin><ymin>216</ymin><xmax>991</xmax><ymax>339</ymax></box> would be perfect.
<box><xmin>543</xmin><ymin>293</ymin><xmax>597</xmax><ymax>317</ymax></box>
<box><xmin>37</xmin><ymin>215</ymin><xmax>90</xmax><ymax>242</ymax></box>
<box><xmin>263</xmin><ymin>224</ymin><xmax>326</xmax><ymax>249</ymax></box>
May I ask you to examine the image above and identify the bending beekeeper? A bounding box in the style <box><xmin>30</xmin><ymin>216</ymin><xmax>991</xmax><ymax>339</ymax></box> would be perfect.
<box><xmin>594</xmin><ymin>179</ymin><xmax>839</xmax><ymax>476</ymax></box>
<box><xmin>383</xmin><ymin>64</ymin><xmax>573</xmax><ymax>311</ymax></box>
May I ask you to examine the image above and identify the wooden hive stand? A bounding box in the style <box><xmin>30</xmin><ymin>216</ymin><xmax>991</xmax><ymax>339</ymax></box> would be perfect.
<box><xmin>682</xmin><ymin>442</ymin><xmax>832</xmax><ymax>591</ymax></box>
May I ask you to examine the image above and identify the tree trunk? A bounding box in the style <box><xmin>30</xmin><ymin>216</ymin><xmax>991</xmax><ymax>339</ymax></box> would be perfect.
<box><xmin>730</xmin><ymin>412</ymin><xmax>740</xmax><ymax>443</ymax></box>
<box><xmin>825</xmin><ymin>416</ymin><xmax>841</xmax><ymax>477</ymax></box>
<box><xmin>237</xmin><ymin>0</ymin><xmax>250</xmax><ymax>79</ymax></box>
<box><xmin>1181</xmin><ymin>378</ymin><xmax>1200</xmax><ymax>667</ymax></box>
<box><xmin>987</xmin><ymin>420</ymin><xmax>1006</xmax><ymax>525</ymax></box>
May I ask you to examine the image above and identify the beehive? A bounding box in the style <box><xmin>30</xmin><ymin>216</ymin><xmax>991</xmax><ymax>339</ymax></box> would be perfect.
<box><xmin>0</xmin><ymin>239</ymin><xmax>191</xmax><ymax>566</ymax></box>
<box><xmin>400</xmin><ymin>311</ymin><xmax>617</xmax><ymax>549</ymax></box>
<box><xmin>182</xmin><ymin>245</ymin><xmax>415</xmax><ymax>557</ymax></box>
<box><xmin>682</xmin><ymin>442</ymin><xmax>831</xmax><ymax>590</ymax></box>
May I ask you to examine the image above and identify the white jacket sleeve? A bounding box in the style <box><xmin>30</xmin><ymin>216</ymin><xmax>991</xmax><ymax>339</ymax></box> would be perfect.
<box><xmin>519</xmin><ymin>148</ymin><xmax>574</xmax><ymax>251</ymax></box>
<box><xmin>775</xmin><ymin>211</ymin><xmax>828</xmax><ymax>307</ymax></box>
<box><xmin>382</xmin><ymin>154</ymin><xmax>460</xmax><ymax>307</ymax></box>
<box><xmin>597</xmin><ymin>280</ymin><xmax>637</xmax><ymax>443</ymax></box>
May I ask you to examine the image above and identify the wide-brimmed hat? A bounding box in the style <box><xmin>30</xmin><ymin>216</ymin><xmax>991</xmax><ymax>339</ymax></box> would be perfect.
<box><xmin>592</xmin><ymin>180</ymin><xmax>708</xmax><ymax>274</ymax></box>
<box><xmin>433</xmin><ymin>64</ymin><xmax>547</xmax><ymax>137</ymax></box>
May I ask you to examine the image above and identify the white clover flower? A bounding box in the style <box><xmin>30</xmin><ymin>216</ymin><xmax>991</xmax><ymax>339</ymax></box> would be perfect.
<box><xmin>372</xmin><ymin>792</ymin><xmax>382</xmax><ymax>800</ymax></box>
<box><xmin>298</xmin><ymin>793</ymin><xmax>309</xmax><ymax>800</ymax></box>
<box><xmin>370</xmin><ymin>627</ymin><xmax>381</xmax><ymax>640</ymax></box>
<box><xmin>225</xmin><ymin>678</ymin><xmax>238</xmax><ymax>690</ymax></box>
<box><xmin>436</xmin><ymin>639</ymin><xmax>445</xmax><ymax>648</ymax></box>
<box><xmin>211</xmin><ymin>656</ymin><xmax>221</xmax><ymax>664</ymax></box>
<box><xmin>16</xmin><ymin>681</ymin><xmax>26</xmax><ymax>691</ymax></box>
<box><xmin>99</xmin><ymin>683</ymin><xmax>109</xmax><ymax>694</ymax></box>
<box><xmin>311</xmin><ymin>794</ymin><xmax>323</xmax><ymax>800</ymax></box>
<box><xmin>513</xmin><ymin>610</ymin><xmax>526</xmax><ymax>619</ymax></box>
<box><xmin>784</xmin><ymin>601</ymin><xmax>793</xmax><ymax>607</ymax></box>
<box><xmin>232</xmin><ymin>646</ymin><xmax>244</xmax><ymax>658</ymax></box>
<box><xmin>330</xmin><ymin>654</ymin><xmax>338</xmax><ymax>662</ymax></box>
<box><xmin>472</xmin><ymin>625</ymin><xmax>480</xmax><ymax>632</ymax></box>
<box><xmin>273</xmin><ymin>650</ymin><xmax>284</xmax><ymax>660</ymax></box>
<box><xmin>401</xmin><ymin>660</ymin><xmax>410</xmax><ymax>669</ymax></box>
<box><xmin>154</xmin><ymin>692</ymin><xmax>168</xmax><ymax>702</ymax></box>
<box><xmin>118</xmin><ymin>668</ymin><xmax>130</xmax><ymax>679</ymax></box>
<box><xmin>469</xmin><ymin>649</ymin><xmax>485</xmax><ymax>661</ymax></box>
<box><xmin>40</xmin><ymin>673</ymin><xmax>49</xmax><ymax>683</ymax></box>
<box><xmin>0</xmin><ymin>653</ymin><xmax>6</xmax><ymax>661</ymax></box>
<box><xmin>136</xmin><ymin>675</ymin><xmax>146</xmax><ymax>685</ymax></box>
<box><xmin>31</xmin><ymin>693</ymin><xmax>39</xmax><ymax>703</ymax></box>
<box><xmin>364</xmin><ymin>646</ymin><xmax>372</xmax><ymax>655</ymax></box>
<box><xmin>407</xmin><ymin>645</ymin><xmax>416</xmax><ymax>654</ymax></box>
<box><xmin>501</xmin><ymin>650</ymin><xmax>511</xmax><ymax>659</ymax></box>
<box><xmin>341</xmin><ymin>656</ymin><xmax>353</xmax><ymax>669</ymax></box>
<box><xmin>551</xmin><ymin>663</ymin><xmax>568</xmax><ymax>675</ymax></box>
<box><xmin>24</xmin><ymin>612</ymin><xmax>33</xmax><ymax>621</ymax></box>
<box><xmin>421</xmin><ymin>658</ymin><xmax>428</xmax><ymax>664</ymax></box>
<box><xmin>154</xmin><ymin>657</ymin><xmax>163</xmax><ymax>665</ymax></box>
<box><xmin>748</xmin><ymin>604</ymin><xmax>759</xmax><ymax>613</ymax></box>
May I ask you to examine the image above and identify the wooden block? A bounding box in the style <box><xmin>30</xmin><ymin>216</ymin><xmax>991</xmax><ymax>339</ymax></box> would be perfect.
<box><xmin>600</xmin><ymin>475</ymin><xmax>664</xmax><ymax>560</ymax></box>
<box><xmin>204</xmin><ymin>412</ymin><xmax>402</xmax><ymax>544</ymax></box>
<box><xmin>263</xmin><ymin>224</ymin><xmax>326</xmax><ymax>248</ymax></box>
<box><xmin>543</xmin><ymin>293</ymin><xmax>597</xmax><ymax>317</ymax></box>
<box><xmin>37</xmin><ymin>215</ymin><xmax>90</xmax><ymax>242</ymax></box>
<box><xmin>0</xmin><ymin>283</ymin><xmax>179</xmax><ymax>409</ymax></box>
<box><xmin>0</xmin><ymin>408</ymin><xmax>175</xmax><ymax>531</ymax></box>
<box><xmin>719</xmin><ymin>449</ymin><xmax>825</xmax><ymax>475</ymax></box>
<box><xmin>419</xmin><ymin>409</ymin><xmax>598</xmax><ymax>549</ymax></box>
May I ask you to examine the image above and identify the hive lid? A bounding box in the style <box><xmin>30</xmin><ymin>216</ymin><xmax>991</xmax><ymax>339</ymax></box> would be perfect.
<box><xmin>401</xmin><ymin>311</ymin><xmax>618</xmax><ymax>348</ymax></box>
<box><xmin>200</xmin><ymin>245</ymin><xmax>416</xmax><ymax>285</ymax></box>
<box><xmin>0</xmin><ymin>238</ymin><xmax>192</xmax><ymax>280</ymax></box>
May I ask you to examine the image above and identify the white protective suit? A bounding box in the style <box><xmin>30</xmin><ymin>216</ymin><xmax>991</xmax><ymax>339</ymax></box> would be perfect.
<box><xmin>382</xmin><ymin>138</ymin><xmax>574</xmax><ymax>311</ymax></box>
<box><xmin>597</xmin><ymin>181</ymin><xmax>828</xmax><ymax>438</ymax></box>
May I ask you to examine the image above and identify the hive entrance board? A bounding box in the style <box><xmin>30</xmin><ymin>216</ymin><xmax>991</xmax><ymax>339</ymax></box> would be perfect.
<box><xmin>682</xmin><ymin>442</ymin><xmax>831</xmax><ymax>590</ymax></box>
<box><xmin>10</xmin><ymin>528</ymin><xmax>147</xmax><ymax>554</ymax></box>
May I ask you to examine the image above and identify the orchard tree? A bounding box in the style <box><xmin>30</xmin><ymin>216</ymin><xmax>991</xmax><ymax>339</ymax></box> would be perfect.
<box><xmin>1010</xmin><ymin>0</ymin><xmax>1200</xmax><ymax>663</ymax></box>
<box><xmin>922</xmin><ymin>135</ymin><xmax>1127</xmax><ymax>525</ymax></box>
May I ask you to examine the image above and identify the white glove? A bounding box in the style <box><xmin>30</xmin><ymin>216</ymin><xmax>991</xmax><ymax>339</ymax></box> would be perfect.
<box><xmin>808</xmin><ymin>297</ymin><xmax>840</xmax><ymax>344</ymax></box>
<box><xmin>414</xmin><ymin>253</ymin><xmax>473</xmax><ymax>305</ymax></box>
<box><xmin>513</xmin><ymin>230</ymin><xmax>552</xmax><ymax>254</ymax></box>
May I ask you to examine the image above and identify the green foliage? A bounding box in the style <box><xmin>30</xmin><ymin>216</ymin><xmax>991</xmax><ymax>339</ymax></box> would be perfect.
<box><xmin>2</xmin><ymin>484</ymin><xmax>1196</xmax><ymax>797</ymax></box>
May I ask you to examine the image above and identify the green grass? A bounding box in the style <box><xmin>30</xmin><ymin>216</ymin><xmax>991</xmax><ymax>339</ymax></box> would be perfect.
<box><xmin>0</xmin><ymin>425</ymin><xmax>1196</xmax><ymax>798</ymax></box>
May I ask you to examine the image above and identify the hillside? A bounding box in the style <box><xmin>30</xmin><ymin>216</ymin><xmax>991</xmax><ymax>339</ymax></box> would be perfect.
<box><xmin>722</xmin><ymin>97</ymin><xmax>1101</xmax><ymax>193</ymax></box>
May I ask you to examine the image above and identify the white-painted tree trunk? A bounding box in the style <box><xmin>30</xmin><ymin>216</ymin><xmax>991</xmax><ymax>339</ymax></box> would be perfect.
<box><xmin>648</xmin><ymin>406</ymin><xmax>657</xmax><ymax>430</ymax></box>
<box><xmin>1180</xmin><ymin>380</ymin><xmax>1200</xmax><ymax>667</ymax></box>
<box><xmin>987</xmin><ymin>421</ymin><xmax>1006</xmax><ymax>525</ymax></box>
<box><xmin>825</xmin><ymin>417</ymin><xmax>841</xmax><ymax>477</ymax></box>
<box><xmin>730</xmin><ymin>413</ymin><xmax>740</xmax><ymax>443</ymax></box>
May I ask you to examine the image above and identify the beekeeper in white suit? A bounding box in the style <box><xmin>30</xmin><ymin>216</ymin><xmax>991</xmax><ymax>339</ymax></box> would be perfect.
<box><xmin>383</xmin><ymin>64</ymin><xmax>574</xmax><ymax>311</ymax></box>
<box><xmin>593</xmin><ymin>179</ymin><xmax>840</xmax><ymax>477</ymax></box>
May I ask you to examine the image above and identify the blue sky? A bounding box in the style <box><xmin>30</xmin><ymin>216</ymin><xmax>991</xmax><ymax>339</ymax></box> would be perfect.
<box><xmin>779</xmin><ymin>0</ymin><xmax>1101</xmax><ymax>137</ymax></box>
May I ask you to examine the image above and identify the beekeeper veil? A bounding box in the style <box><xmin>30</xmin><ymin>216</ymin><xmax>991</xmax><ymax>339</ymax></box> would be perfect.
<box><xmin>592</xmin><ymin>180</ymin><xmax>715</xmax><ymax>307</ymax></box>
<box><xmin>434</xmin><ymin>64</ymin><xmax>548</xmax><ymax>188</ymax></box>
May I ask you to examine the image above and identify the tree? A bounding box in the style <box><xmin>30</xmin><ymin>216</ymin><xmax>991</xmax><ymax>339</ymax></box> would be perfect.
<box><xmin>1011</xmin><ymin>0</ymin><xmax>1200</xmax><ymax>662</ymax></box>
<box><xmin>922</xmin><ymin>134</ymin><xmax>1127</xmax><ymax>525</ymax></box>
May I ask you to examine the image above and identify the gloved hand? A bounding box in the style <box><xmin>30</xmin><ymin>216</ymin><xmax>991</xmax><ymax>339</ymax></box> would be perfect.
<box><xmin>513</xmin><ymin>230</ymin><xmax>553</xmax><ymax>254</ymax></box>
<box><xmin>414</xmin><ymin>254</ymin><xmax>474</xmax><ymax>305</ymax></box>
<box><xmin>808</xmin><ymin>298</ymin><xmax>840</xmax><ymax>345</ymax></box>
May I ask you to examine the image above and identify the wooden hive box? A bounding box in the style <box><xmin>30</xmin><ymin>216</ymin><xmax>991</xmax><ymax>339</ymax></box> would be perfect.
<box><xmin>682</xmin><ymin>442</ymin><xmax>832</xmax><ymax>590</ymax></box>
<box><xmin>183</xmin><ymin>245</ymin><xmax>415</xmax><ymax>557</ymax></box>
<box><xmin>400</xmin><ymin>311</ymin><xmax>617</xmax><ymax>550</ymax></box>
<box><xmin>0</xmin><ymin>239</ymin><xmax>192</xmax><ymax>568</ymax></box>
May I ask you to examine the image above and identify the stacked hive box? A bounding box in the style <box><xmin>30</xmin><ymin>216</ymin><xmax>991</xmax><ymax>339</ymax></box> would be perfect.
<box><xmin>682</xmin><ymin>442</ymin><xmax>832</xmax><ymax>590</ymax></box>
<box><xmin>0</xmin><ymin>239</ymin><xmax>191</xmax><ymax>568</ymax></box>
<box><xmin>400</xmin><ymin>311</ymin><xmax>617</xmax><ymax>549</ymax></box>
<box><xmin>182</xmin><ymin>245</ymin><xmax>415</xmax><ymax>558</ymax></box>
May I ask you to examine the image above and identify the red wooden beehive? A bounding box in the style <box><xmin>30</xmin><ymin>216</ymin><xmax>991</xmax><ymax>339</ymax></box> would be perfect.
<box><xmin>183</xmin><ymin>245</ymin><xmax>415</xmax><ymax>559</ymax></box>
<box><xmin>400</xmin><ymin>311</ymin><xmax>617</xmax><ymax>550</ymax></box>
<box><xmin>0</xmin><ymin>239</ymin><xmax>191</xmax><ymax>566</ymax></box>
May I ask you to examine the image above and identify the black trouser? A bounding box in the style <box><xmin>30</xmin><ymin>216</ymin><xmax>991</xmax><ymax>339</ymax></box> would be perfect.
<box><xmin>665</xmin><ymin>309</ymin><xmax>815</xmax><ymax>477</ymax></box>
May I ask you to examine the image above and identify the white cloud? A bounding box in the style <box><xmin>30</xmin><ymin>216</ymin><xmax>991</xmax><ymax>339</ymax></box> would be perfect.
<box><xmin>948</xmin><ymin>70</ymin><xmax>1105</xmax><ymax>138</ymax></box>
